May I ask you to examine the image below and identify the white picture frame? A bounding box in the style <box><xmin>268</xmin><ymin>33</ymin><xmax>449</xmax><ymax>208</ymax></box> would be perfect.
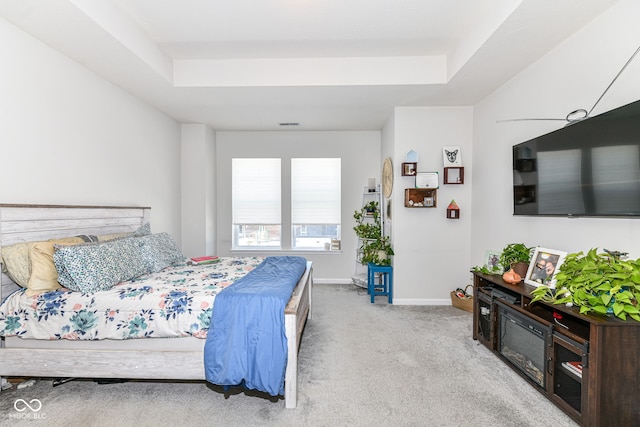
<box><xmin>524</xmin><ymin>247</ymin><xmax>567</xmax><ymax>288</ymax></box>
<box><xmin>483</xmin><ymin>250</ymin><xmax>502</xmax><ymax>273</ymax></box>
<box><xmin>443</xmin><ymin>146</ymin><xmax>462</xmax><ymax>166</ymax></box>
<box><xmin>415</xmin><ymin>172</ymin><xmax>438</xmax><ymax>189</ymax></box>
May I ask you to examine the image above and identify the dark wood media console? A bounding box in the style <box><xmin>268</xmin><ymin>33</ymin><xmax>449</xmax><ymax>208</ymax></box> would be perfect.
<box><xmin>472</xmin><ymin>272</ymin><xmax>640</xmax><ymax>427</ymax></box>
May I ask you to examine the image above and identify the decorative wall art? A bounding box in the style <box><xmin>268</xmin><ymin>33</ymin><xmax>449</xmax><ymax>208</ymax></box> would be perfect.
<box><xmin>442</xmin><ymin>146</ymin><xmax>462</xmax><ymax>166</ymax></box>
<box><xmin>415</xmin><ymin>172</ymin><xmax>438</xmax><ymax>189</ymax></box>
<box><xmin>382</xmin><ymin>157</ymin><xmax>393</xmax><ymax>197</ymax></box>
<box><xmin>446</xmin><ymin>199</ymin><xmax>460</xmax><ymax>219</ymax></box>
<box><xmin>406</xmin><ymin>150</ymin><xmax>418</xmax><ymax>162</ymax></box>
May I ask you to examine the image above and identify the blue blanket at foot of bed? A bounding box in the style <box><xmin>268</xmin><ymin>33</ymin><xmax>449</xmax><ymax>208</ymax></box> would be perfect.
<box><xmin>204</xmin><ymin>256</ymin><xmax>307</xmax><ymax>396</ymax></box>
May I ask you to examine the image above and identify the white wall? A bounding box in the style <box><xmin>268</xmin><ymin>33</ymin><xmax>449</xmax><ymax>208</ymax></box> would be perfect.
<box><xmin>7</xmin><ymin>0</ymin><xmax>639</xmax><ymax>300</ymax></box>
<box><xmin>0</xmin><ymin>18</ymin><xmax>182</xmax><ymax>238</ymax></box>
<box><xmin>381</xmin><ymin>110</ymin><xmax>396</xmax><ymax>240</ymax></box>
<box><xmin>387</xmin><ymin>107</ymin><xmax>474</xmax><ymax>304</ymax></box>
<box><xmin>181</xmin><ymin>124</ymin><xmax>216</xmax><ymax>257</ymax></box>
<box><xmin>215</xmin><ymin>130</ymin><xmax>380</xmax><ymax>281</ymax></box>
<box><xmin>471</xmin><ymin>0</ymin><xmax>640</xmax><ymax>265</ymax></box>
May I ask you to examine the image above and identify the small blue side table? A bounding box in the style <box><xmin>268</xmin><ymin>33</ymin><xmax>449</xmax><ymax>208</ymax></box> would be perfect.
<box><xmin>367</xmin><ymin>263</ymin><xmax>393</xmax><ymax>304</ymax></box>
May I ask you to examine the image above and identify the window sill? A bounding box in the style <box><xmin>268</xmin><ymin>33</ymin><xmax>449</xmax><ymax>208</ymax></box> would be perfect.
<box><xmin>231</xmin><ymin>249</ymin><xmax>342</xmax><ymax>255</ymax></box>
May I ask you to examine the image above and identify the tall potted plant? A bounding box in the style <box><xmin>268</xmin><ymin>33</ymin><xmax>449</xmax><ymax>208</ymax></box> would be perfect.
<box><xmin>353</xmin><ymin>201</ymin><xmax>393</xmax><ymax>266</ymax></box>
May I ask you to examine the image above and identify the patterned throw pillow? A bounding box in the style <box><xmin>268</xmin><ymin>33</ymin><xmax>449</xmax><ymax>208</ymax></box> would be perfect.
<box><xmin>53</xmin><ymin>237</ymin><xmax>149</xmax><ymax>293</ymax></box>
<box><xmin>97</xmin><ymin>222</ymin><xmax>151</xmax><ymax>242</ymax></box>
<box><xmin>132</xmin><ymin>222</ymin><xmax>152</xmax><ymax>237</ymax></box>
<box><xmin>136</xmin><ymin>233</ymin><xmax>185</xmax><ymax>273</ymax></box>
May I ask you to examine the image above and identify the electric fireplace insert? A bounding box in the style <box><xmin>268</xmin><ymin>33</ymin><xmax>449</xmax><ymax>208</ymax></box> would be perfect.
<box><xmin>496</xmin><ymin>301</ymin><xmax>552</xmax><ymax>389</ymax></box>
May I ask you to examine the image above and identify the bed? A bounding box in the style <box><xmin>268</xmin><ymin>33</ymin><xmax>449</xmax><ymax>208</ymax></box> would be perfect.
<box><xmin>0</xmin><ymin>204</ymin><xmax>313</xmax><ymax>409</ymax></box>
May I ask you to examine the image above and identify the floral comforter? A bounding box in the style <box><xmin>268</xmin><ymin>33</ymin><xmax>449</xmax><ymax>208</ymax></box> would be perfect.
<box><xmin>0</xmin><ymin>257</ymin><xmax>264</xmax><ymax>340</ymax></box>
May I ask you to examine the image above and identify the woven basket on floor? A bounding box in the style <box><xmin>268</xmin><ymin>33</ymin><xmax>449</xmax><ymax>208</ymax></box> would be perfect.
<box><xmin>450</xmin><ymin>284</ymin><xmax>473</xmax><ymax>313</ymax></box>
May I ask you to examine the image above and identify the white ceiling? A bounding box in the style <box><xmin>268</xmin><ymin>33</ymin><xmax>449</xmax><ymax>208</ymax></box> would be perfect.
<box><xmin>0</xmin><ymin>0</ymin><xmax>619</xmax><ymax>131</ymax></box>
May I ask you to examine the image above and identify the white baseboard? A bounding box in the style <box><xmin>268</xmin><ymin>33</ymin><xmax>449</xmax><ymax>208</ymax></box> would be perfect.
<box><xmin>312</xmin><ymin>281</ymin><xmax>454</xmax><ymax>306</ymax></box>
<box><xmin>313</xmin><ymin>278</ymin><xmax>354</xmax><ymax>285</ymax></box>
<box><xmin>392</xmin><ymin>299</ymin><xmax>451</xmax><ymax>306</ymax></box>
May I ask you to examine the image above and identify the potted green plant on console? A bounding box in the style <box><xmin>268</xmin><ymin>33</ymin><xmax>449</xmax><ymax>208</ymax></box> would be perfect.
<box><xmin>353</xmin><ymin>201</ymin><xmax>393</xmax><ymax>266</ymax></box>
<box><xmin>499</xmin><ymin>243</ymin><xmax>532</xmax><ymax>276</ymax></box>
<box><xmin>471</xmin><ymin>243</ymin><xmax>531</xmax><ymax>276</ymax></box>
<box><xmin>530</xmin><ymin>248</ymin><xmax>640</xmax><ymax>322</ymax></box>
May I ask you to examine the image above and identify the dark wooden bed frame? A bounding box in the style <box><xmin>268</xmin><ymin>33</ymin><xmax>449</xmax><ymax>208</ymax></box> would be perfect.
<box><xmin>0</xmin><ymin>204</ymin><xmax>313</xmax><ymax>408</ymax></box>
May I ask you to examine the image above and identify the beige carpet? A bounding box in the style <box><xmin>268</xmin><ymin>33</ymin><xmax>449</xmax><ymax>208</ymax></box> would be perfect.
<box><xmin>0</xmin><ymin>284</ymin><xmax>578</xmax><ymax>426</ymax></box>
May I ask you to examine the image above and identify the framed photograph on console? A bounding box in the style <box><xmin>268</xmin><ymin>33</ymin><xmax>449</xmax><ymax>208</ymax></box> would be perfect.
<box><xmin>524</xmin><ymin>247</ymin><xmax>567</xmax><ymax>287</ymax></box>
<box><xmin>483</xmin><ymin>250</ymin><xmax>502</xmax><ymax>273</ymax></box>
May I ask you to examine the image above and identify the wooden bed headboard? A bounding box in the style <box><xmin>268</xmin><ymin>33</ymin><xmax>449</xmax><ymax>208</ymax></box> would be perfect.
<box><xmin>0</xmin><ymin>204</ymin><xmax>151</xmax><ymax>301</ymax></box>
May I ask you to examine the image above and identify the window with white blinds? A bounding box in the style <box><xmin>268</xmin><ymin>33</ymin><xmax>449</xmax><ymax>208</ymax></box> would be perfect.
<box><xmin>291</xmin><ymin>158</ymin><xmax>341</xmax><ymax>249</ymax></box>
<box><xmin>232</xmin><ymin>158</ymin><xmax>281</xmax><ymax>248</ymax></box>
<box><xmin>232</xmin><ymin>157</ymin><xmax>341</xmax><ymax>250</ymax></box>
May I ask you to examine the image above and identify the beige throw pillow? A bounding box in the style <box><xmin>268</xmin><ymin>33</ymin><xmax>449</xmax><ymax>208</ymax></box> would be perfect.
<box><xmin>1</xmin><ymin>242</ymin><xmax>32</xmax><ymax>287</ymax></box>
<box><xmin>26</xmin><ymin>237</ymin><xmax>85</xmax><ymax>296</ymax></box>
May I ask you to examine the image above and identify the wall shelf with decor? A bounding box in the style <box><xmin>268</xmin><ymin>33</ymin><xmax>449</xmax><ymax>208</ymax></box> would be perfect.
<box><xmin>404</xmin><ymin>188</ymin><xmax>436</xmax><ymax>208</ymax></box>
<box><xmin>444</xmin><ymin>167</ymin><xmax>464</xmax><ymax>184</ymax></box>
<box><xmin>401</xmin><ymin>162</ymin><xmax>417</xmax><ymax>176</ymax></box>
<box><xmin>446</xmin><ymin>200</ymin><xmax>460</xmax><ymax>218</ymax></box>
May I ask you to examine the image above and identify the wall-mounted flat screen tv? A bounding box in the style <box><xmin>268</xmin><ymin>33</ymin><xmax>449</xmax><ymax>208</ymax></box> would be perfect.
<box><xmin>513</xmin><ymin>99</ymin><xmax>640</xmax><ymax>217</ymax></box>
